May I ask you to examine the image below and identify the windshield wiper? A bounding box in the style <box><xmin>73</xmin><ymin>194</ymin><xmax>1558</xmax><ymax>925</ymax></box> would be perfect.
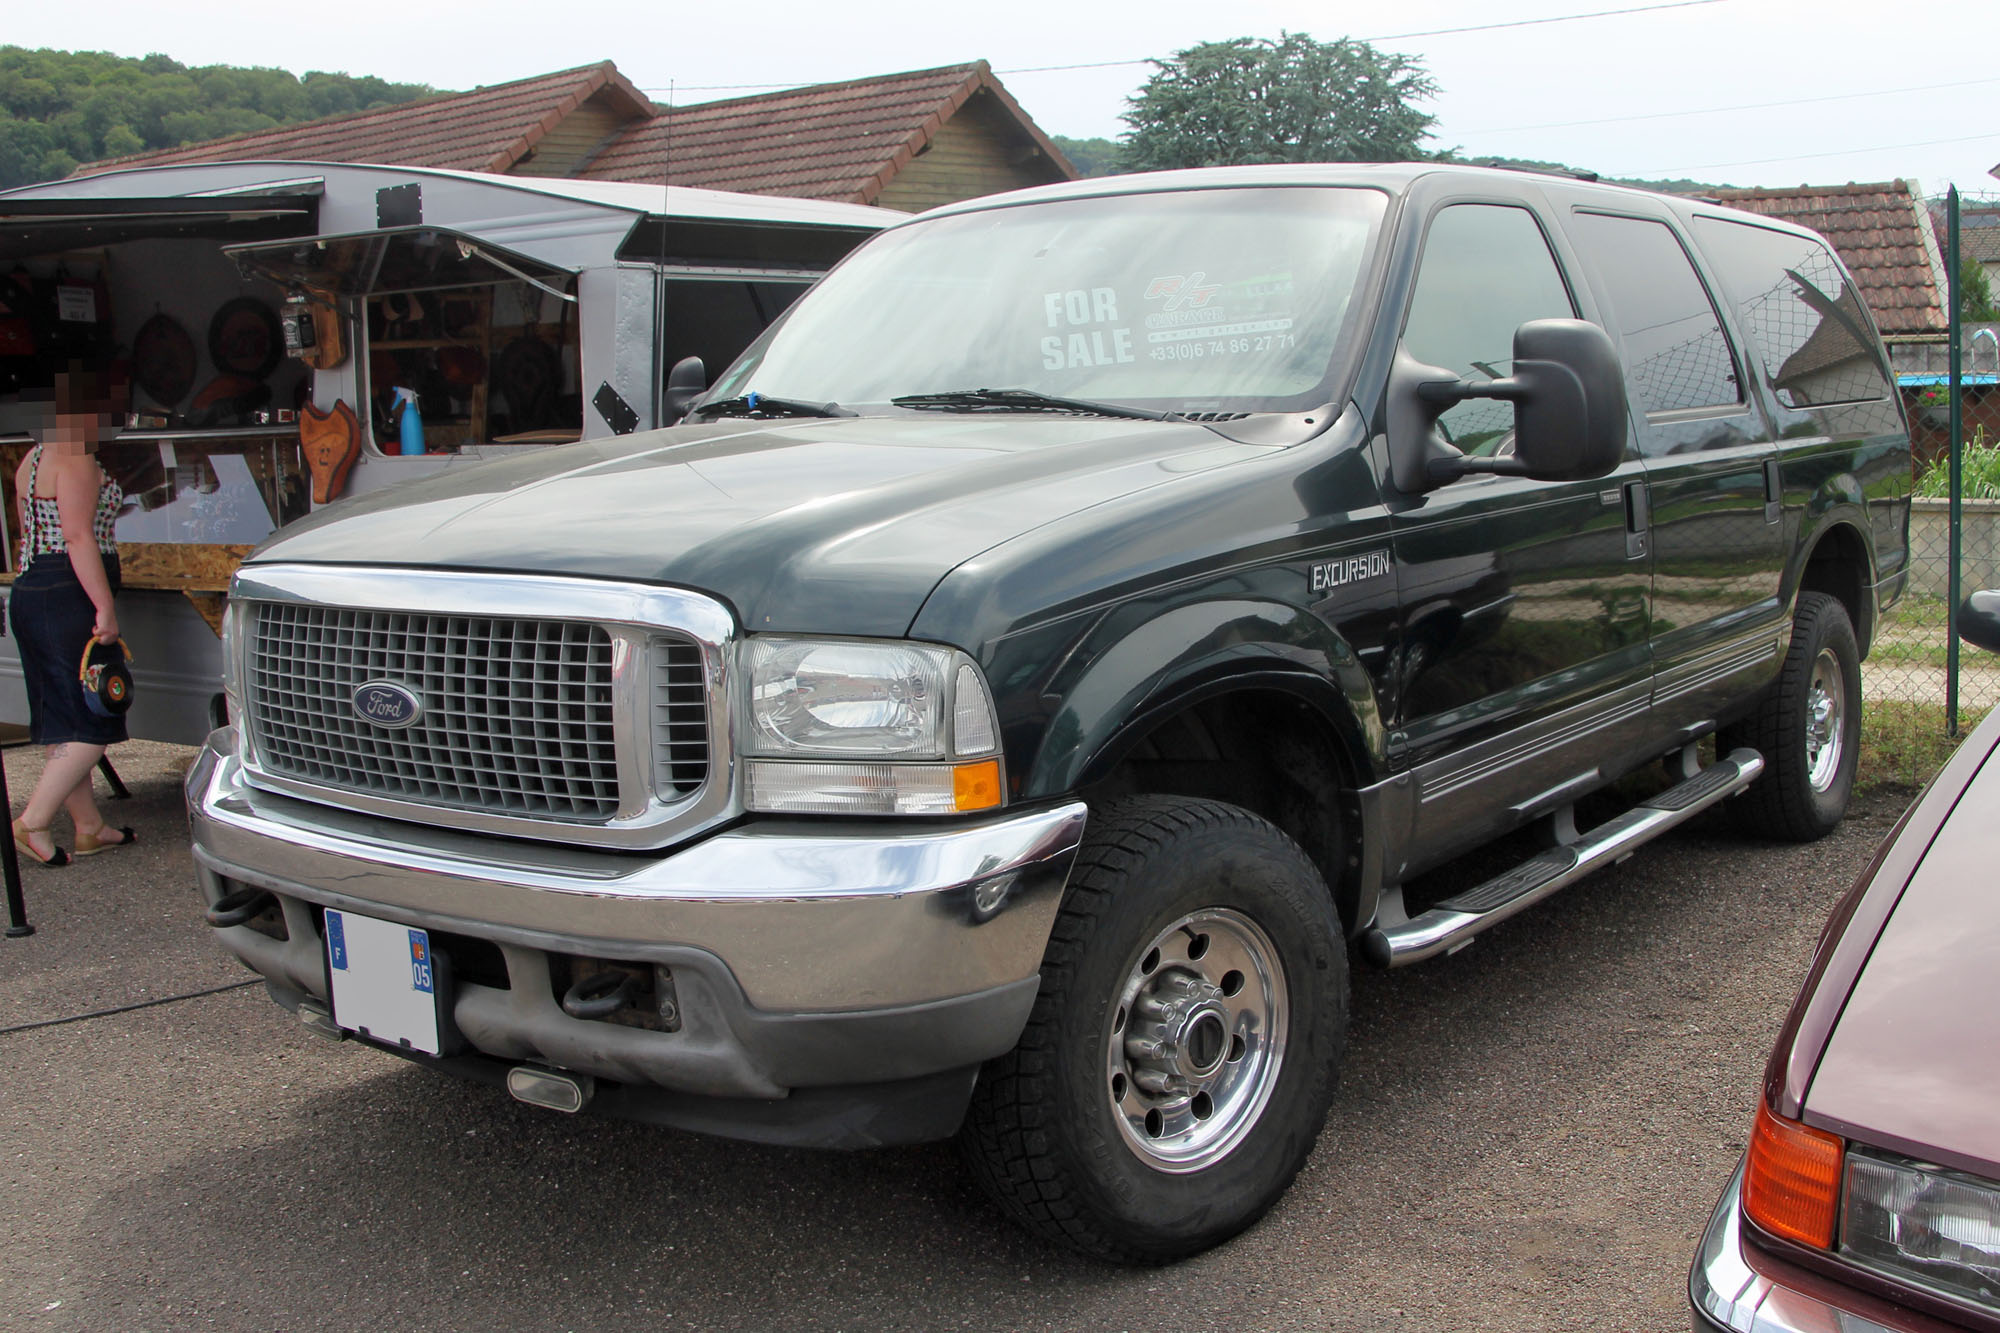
<box><xmin>691</xmin><ymin>392</ymin><xmax>853</xmax><ymax>420</ymax></box>
<box><xmin>891</xmin><ymin>387</ymin><xmax>1169</xmax><ymax>422</ymax></box>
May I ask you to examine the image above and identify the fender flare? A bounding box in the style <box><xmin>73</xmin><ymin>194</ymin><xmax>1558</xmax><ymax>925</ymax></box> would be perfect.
<box><xmin>1020</xmin><ymin>596</ymin><xmax>1386</xmax><ymax>801</ymax></box>
<box><xmin>1789</xmin><ymin>473</ymin><xmax>1880</xmax><ymax>647</ymax></box>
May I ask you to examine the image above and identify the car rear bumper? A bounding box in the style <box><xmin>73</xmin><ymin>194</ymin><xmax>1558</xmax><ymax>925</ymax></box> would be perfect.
<box><xmin>186</xmin><ymin>729</ymin><xmax>1087</xmax><ymax>1146</ymax></box>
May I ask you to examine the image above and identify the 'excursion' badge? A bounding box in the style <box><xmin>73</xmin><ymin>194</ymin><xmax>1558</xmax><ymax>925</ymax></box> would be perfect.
<box><xmin>352</xmin><ymin>680</ymin><xmax>423</xmax><ymax>729</ymax></box>
<box><xmin>1310</xmin><ymin>549</ymin><xmax>1392</xmax><ymax>594</ymax></box>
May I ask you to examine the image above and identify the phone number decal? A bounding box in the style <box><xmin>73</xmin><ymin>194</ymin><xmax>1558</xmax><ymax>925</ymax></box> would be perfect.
<box><xmin>1148</xmin><ymin>332</ymin><xmax>1298</xmax><ymax>362</ymax></box>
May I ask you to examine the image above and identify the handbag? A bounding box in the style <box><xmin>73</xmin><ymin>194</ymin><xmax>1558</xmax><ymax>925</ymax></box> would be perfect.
<box><xmin>80</xmin><ymin>637</ymin><xmax>134</xmax><ymax>718</ymax></box>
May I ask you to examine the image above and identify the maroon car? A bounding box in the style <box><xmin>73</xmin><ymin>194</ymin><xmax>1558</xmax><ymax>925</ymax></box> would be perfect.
<box><xmin>1691</xmin><ymin>593</ymin><xmax>2000</xmax><ymax>1331</ymax></box>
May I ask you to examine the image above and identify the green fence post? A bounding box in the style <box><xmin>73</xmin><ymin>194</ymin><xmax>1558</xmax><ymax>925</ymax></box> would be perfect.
<box><xmin>1947</xmin><ymin>186</ymin><xmax>1962</xmax><ymax>738</ymax></box>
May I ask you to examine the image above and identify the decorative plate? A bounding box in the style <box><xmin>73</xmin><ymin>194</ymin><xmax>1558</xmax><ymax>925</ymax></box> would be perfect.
<box><xmin>208</xmin><ymin>297</ymin><xmax>283</xmax><ymax>380</ymax></box>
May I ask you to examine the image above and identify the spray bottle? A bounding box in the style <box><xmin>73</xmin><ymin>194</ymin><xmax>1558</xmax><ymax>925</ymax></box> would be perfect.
<box><xmin>391</xmin><ymin>387</ymin><xmax>424</xmax><ymax>456</ymax></box>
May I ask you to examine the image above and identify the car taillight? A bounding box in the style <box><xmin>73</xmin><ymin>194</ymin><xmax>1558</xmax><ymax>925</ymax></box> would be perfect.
<box><xmin>1744</xmin><ymin>1100</ymin><xmax>1845</xmax><ymax>1249</ymax></box>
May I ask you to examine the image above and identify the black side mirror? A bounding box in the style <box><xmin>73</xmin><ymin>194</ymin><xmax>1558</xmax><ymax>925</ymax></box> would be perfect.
<box><xmin>1961</xmin><ymin>590</ymin><xmax>2000</xmax><ymax>654</ymax></box>
<box><xmin>662</xmin><ymin>356</ymin><xmax>707</xmax><ymax>425</ymax></box>
<box><xmin>1389</xmin><ymin>318</ymin><xmax>1628</xmax><ymax>493</ymax></box>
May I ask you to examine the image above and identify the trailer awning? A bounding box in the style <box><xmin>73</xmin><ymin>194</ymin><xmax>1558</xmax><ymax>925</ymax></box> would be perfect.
<box><xmin>0</xmin><ymin>193</ymin><xmax>320</xmax><ymax>262</ymax></box>
<box><xmin>225</xmin><ymin>226</ymin><xmax>576</xmax><ymax>299</ymax></box>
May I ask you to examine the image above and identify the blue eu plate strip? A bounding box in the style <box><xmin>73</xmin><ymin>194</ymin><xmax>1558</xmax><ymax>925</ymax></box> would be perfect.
<box><xmin>326</xmin><ymin>911</ymin><xmax>348</xmax><ymax>971</ymax></box>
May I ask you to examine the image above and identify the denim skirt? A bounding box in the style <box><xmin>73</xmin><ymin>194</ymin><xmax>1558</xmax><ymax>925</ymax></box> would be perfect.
<box><xmin>8</xmin><ymin>554</ymin><xmax>125</xmax><ymax>747</ymax></box>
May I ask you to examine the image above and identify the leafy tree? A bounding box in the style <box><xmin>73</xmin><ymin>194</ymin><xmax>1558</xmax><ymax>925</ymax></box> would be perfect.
<box><xmin>1962</xmin><ymin>255</ymin><xmax>1999</xmax><ymax>325</ymax></box>
<box><xmin>0</xmin><ymin>46</ymin><xmax>434</xmax><ymax>189</ymax></box>
<box><xmin>1121</xmin><ymin>32</ymin><xmax>1437</xmax><ymax>171</ymax></box>
<box><xmin>1050</xmin><ymin>135</ymin><xmax>1125</xmax><ymax>178</ymax></box>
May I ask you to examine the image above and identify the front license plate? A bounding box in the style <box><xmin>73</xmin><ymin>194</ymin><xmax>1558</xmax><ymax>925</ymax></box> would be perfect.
<box><xmin>324</xmin><ymin>909</ymin><xmax>442</xmax><ymax>1055</ymax></box>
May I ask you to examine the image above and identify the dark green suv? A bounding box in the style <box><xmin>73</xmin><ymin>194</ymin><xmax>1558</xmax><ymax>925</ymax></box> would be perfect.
<box><xmin>190</xmin><ymin>163</ymin><xmax>1911</xmax><ymax>1262</ymax></box>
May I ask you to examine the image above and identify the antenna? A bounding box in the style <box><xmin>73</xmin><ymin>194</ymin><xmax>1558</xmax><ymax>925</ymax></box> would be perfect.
<box><xmin>658</xmin><ymin>79</ymin><xmax>673</xmax><ymax>428</ymax></box>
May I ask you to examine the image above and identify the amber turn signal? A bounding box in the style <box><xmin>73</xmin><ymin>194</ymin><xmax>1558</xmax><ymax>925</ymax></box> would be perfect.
<box><xmin>952</xmin><ymin>759</ymin><xmax>1003</xmax><ymax>812</ymax></box>
<box><xmin>1743</xmin><ymin>1100</ymin><xmax>1844</xmax><ymax>1250</ymax></box>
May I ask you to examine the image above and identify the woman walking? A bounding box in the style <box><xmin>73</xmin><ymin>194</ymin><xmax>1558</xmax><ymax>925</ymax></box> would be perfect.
<box><xmin>10</xmin><ymin>368</ymin><xmax>134</xmax><ymax>867</ymax></box>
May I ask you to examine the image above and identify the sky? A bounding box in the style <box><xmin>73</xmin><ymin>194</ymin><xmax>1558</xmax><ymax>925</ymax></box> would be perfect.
<box><xmin>11</xmin><ymin>0</ymin><xmax>1999</xmax><ymax>195</ymax></box>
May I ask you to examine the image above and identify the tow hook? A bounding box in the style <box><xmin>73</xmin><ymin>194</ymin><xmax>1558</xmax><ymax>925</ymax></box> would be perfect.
<box><xmin>205</xmin><ymin>886</ymin><xmax>275</xmax><ymax>928</ymax></box>
<box><xmin>560</xmin><ymin>970</ymin><xmax>638</xmax><ymax>1019</ymax></box>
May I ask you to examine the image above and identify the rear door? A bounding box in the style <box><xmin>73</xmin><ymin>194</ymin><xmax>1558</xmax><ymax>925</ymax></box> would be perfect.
<box><xmin>1557</xmin><ymin>204</ymin><xmax>1786</xmax><ymax>739</ymax></box>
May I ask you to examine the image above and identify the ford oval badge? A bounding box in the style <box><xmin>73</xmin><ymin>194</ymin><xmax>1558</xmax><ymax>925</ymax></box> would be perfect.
<box><xmin>353</xmin><ymin>680</ymin><xmax>423</xmax><ymax>729</ymax></box>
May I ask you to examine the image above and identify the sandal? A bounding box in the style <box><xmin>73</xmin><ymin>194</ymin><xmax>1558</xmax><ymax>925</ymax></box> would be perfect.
<box><xmin>74</xmin><ymin>825</ymin><xmax>137</xmax><ymax>856</ymax></box>
<box><xmin>12</xmin><ymin>817</ymin><xmax>69</xmax><ymax>868</ymax></box>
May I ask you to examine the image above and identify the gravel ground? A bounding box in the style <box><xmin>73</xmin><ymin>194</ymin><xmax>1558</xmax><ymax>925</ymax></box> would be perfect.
<box><xmin>0</xmin><ymin>739</ymin><xmax>1909</xmax><ymax>1332</ymax></box>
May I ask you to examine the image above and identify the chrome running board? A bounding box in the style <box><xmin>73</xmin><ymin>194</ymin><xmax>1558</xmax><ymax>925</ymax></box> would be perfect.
<box><xmin>1360</xmin><ymin>747</ymin><xmax>1764</xmax><ymax>969</ymax></box>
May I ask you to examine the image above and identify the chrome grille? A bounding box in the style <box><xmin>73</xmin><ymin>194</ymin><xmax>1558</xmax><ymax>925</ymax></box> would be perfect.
<box><xmin>247</xmin><ymin>604</ymin><xmax>621</xmax><ymax>819</ymax></box>
<box><xmin>652</xmin><ymin>635</ymin><xmax>709</xmax><ymax>796</ymax></box>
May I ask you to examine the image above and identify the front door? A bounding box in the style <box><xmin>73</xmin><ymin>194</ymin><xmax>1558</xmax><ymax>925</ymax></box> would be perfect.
<box><xmin>1386</xmin><ymin>201</ymin><xmax>1653</xmax><ymax>869</ymax></box>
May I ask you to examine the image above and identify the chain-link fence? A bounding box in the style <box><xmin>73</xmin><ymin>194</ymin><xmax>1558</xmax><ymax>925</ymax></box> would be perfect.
<box><xmin>1860</xmin><ymin>186</ymin><xmax>2000</xmax><ymax>776</ymax></box>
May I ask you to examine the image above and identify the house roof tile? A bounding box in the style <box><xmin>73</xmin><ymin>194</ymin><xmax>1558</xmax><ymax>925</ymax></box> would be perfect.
<box><xmin>582</xmin><ymin>61</ymin><xmax>1073</xmax><ymax>203</ymax></box>
<box><xmin>1709</xmin><ymin>181</ymin><xmax>1947</xmax><ymax>337</ymax></box>
<box><xmin>75</xmin><ymin>59</ymin><xmax>1073</xmax><ymax>209</ymax></box>
<box><xmin>78</xmin><ymin>63</ymin><xmax>653</xmax><ymax>177</ymax></box>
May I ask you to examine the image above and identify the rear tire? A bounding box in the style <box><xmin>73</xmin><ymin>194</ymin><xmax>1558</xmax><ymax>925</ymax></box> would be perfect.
<box><xmin>1724</xmin><ymin>591</ymin><xmax>1861</xmax><ymax>840</ymax></box>
<box><xmin>959</xmin><ymin>796</ymin><xmax>1347</xmax><ymax>1264</ymax></box>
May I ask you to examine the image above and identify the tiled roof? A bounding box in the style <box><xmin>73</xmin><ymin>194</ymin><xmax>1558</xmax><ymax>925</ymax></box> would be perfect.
<box><xmin>1709</xmin><ymin>182</ymin><xmax>1947</xmax><ymax>337</ymax></box>
<box><xmin>583</xmin><ymin>61</ymin><xmax>1073</xmax><ymax>203</ymax></box>
<box><xmin>78</xmin><ymin>63</ymin><xmax>653</xmax><ymax>176</ymax></box>
<box><xmin>1959</xmin><ymin>211</ymin><xmax>2000</xmax><ymax>265</ymax></box>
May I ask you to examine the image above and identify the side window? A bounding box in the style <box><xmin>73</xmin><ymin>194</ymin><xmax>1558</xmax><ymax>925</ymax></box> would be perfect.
<box><xmin>1402</xmin><ymin>204</ymin><xmax>1575</xmax><ymax>453</ymax></box>
<box><xmin>1690</xmin><ymin>216</ymin><xmax>1892</xmax><ymax>407</ymax></box>
<box><xmin>660</xmin><ymin>278</ymin><xmax>811</xmax><ymax>379</ymax></box>
<box><xmin>1566</xmin><ymin>211</ymin><xmax>1740</xmax><ymax>415</ymax></box>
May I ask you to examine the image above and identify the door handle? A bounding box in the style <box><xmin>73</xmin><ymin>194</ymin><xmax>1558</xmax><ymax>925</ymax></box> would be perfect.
<box><xmin>1764</xmin><ymin>458</ymin><xmax>1783</xmax><ymax>524</ymax></box>
<box><xmin>1624</xmin><ymin>481</ymin><xmax>1650</xmax><ymax>561</ymax></box>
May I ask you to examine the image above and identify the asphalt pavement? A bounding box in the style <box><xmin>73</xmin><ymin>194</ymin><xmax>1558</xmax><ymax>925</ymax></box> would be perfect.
<box><xmin>0</xmin><ymin>739</ymin><xmax>1910</xmax><ymax>1332</ymax></box>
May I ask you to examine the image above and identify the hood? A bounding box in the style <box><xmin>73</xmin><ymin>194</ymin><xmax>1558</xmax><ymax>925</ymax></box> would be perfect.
<box><xmin>1805</xmin><ymin>727</ymin><xmax>2000</xmax><ymax>1179</ymax></box>
<box><xmin>250</xmin><ymin>415</ymin><xmax>1277</xmax><ymax>637</ymax></box>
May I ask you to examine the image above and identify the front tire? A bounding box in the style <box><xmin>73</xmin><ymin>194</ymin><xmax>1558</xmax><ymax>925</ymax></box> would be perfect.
<box><xmin>959</xmin><ymin>796</ymin><xmax>1347</xmax><ymax>1263</ymax></box>
<box><xmin>1724</xmin><ymin>591</ymin><xmax>1861</xmax><ymax>840</ymax></box>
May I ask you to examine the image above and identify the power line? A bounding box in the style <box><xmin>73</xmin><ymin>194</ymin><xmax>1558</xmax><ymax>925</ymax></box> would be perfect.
<box><xmin>642</xmin><ymin>0</ymin><xmax>1732</xmax><ymax>94</ymax></box>
<box><xmin>1365</xmin><ymin>0</ymin><xmax>1725</xmax><ymax>42</ymax></box>
<box><xmin>1621</xmin><ymin>131</ymin><xmax>2000</xmax><ymax>176</ymax></box>
<box><xmin>1469</xmin><ymin>73</ymin><xmax>2000</xmax><ymax>136</ymax></box>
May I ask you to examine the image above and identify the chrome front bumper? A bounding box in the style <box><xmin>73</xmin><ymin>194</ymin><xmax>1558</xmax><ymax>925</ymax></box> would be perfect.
<box><xmin>187</xmin><ymin>730</ymin><xmax>1086</xmax><ymax>1120</ymax></box>
<box><xmin>1691</xmin><ymin>1165</ymin><xmax>1901</xmax><ymax>1333</ymax></box>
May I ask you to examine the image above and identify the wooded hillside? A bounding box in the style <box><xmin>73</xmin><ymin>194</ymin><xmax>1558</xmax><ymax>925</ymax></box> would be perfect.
<box><xmin>0</xmin><ymin>46</ymin><xmax>435</xmax><ymax>189</ymax></box>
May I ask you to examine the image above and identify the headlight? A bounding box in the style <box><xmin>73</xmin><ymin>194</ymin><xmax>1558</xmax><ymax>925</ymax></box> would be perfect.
<box><xmin>742</xmin><ymin>637</ymin><xmax>1003</xmax><ymax>814</ymax></box>
<box><xmin>1842</xmin><ymin>1151</ymin><xmax>2000</xmax><ymax>1315</ymax></box>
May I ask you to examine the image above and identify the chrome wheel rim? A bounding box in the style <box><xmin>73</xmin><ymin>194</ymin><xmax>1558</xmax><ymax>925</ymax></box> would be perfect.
<box><xmin>1104</xmin><ymin>907</ymin><xmax>1288</xmax><ymax>1173</ymax></box>
<box><xmin>1806</xmin><ymin>647</ymin><xmax>1846</xmax><ymax>793</ymax></box>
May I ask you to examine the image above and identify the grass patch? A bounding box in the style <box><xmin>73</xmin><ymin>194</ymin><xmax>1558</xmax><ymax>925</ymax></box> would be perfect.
<box><xmin>1859</xmin><ymin>700</ymin><xmax>1989</xmax><ymax>791</ymax></box>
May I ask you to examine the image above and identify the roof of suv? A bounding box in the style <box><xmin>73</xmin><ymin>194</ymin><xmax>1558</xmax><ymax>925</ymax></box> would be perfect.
<box><xmin>907</xmin><ymin>161</ymin><xmax>1820</xmax><ymax>245</ymax></box>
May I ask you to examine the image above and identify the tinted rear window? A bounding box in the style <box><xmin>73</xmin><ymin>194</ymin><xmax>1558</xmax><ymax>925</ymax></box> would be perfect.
<box><xmin>1565</xmin><ymin>211</ymin><xmax>1740</xmax><ymax>414</ymax></box>
<box><xmin>1690</xmin><ymin>216</ymin><xmax>1892</xmax><ymax>407</ymax></box>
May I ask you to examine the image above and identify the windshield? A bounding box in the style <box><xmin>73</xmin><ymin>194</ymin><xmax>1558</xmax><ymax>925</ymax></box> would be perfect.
<box><xmin>705</xmin><ymin>186</ymin><xmax>1388</xmax><ymax>415</ymax></box>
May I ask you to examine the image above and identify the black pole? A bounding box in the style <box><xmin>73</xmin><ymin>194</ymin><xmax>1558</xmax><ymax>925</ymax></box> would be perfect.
<box><xmin>2</xmin><ymin>742</ymin><xmax>32</xmax><ymax>938</ymax></box>
<box><xmin>96</xmin><ymin>754</ymin><xmax>130</xmax><ymax>800</ymax></box>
